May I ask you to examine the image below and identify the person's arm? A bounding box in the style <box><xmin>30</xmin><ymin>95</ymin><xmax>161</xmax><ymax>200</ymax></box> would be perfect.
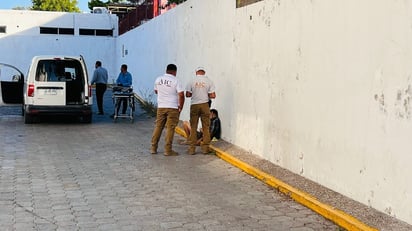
<box><xmin>178</xmin><ymin>91</ymin><xmax>185</xmax><ymax>112</ymax></box>
<box><xmin>208</xmin><ymin>92</ymin><xmax>216</xmax><ymax>99</ymax></box>
<box><xmin>208</xmin><ymin>80</ymin><xmax>216</xmax><ymax>99</ymax></box>
<box><xmin>91</xmin><ymin>70</ymin><xmax>97</xmax><ymax>85</ymax></box>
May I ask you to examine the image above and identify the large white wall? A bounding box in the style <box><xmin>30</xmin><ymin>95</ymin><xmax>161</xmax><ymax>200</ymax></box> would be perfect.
<box><xmin>1</xmin><ymin>1</ymin><xmax>411</xmax><ymax>224</ymax></box>
<box><xmin>0</xmin><ymin>10</ymin><xmax>119</xmax><ymax>82</ymax></box>
<box><xmin>118</xmin><ymin>0</ymin><xmax>412</xmax><ymax>224</ymax></box>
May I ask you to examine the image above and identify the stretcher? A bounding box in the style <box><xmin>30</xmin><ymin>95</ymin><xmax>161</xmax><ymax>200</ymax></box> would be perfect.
<box><xmin>112</xmin><ymin>86</ymin><xmax>135</xmax><ymax>122</ymax></box>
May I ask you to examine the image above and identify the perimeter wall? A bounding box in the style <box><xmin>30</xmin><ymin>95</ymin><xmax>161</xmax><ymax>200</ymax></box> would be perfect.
<box><xmin>117</xmin><ymin>0</ymin><xmax>412</xmax><ymax>224</ymax></box>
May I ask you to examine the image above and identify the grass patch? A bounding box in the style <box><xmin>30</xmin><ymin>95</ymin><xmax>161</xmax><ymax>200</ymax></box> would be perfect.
<box><xmin>134</xmin><ymin>88</ymin><xmax>157</xmax><ymax>117</ymax></box>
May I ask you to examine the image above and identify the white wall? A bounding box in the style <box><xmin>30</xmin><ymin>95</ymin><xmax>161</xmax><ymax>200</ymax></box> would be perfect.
<box><xmin>118</xmin><ymin>0</ymin><xmax>412</xmax><ymax>224</ymax></box>
<box><xmin>0</xmin><ymin>10</ymin><xmax>119</xmax><ymax>82</ymax></box>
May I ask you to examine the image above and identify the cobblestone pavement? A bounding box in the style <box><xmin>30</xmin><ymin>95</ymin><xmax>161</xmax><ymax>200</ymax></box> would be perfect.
<box><xmin>0</xmin><ymin>90</ymin><xmax>339</xmax><ymax>230</ymax></box>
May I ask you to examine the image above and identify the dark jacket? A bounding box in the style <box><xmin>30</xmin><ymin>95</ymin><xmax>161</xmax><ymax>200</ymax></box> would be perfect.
<box><xmin>210</xmin><ymin>117</ymin><xmax>221</xmax><ymax>139</ymax></box>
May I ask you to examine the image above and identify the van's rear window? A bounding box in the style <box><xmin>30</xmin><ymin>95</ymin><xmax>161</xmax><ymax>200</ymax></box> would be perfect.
<box><xmin>35</xmin><ymin>60</ymin><xmax>83</xmax><ymax>82</ymax></box>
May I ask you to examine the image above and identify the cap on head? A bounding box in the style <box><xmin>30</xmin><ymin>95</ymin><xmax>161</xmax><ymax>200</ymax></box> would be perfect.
<box><xmin>195</xmin><ymin>67</ymin><xmax>205</xmax><ymax>72</ymax></box>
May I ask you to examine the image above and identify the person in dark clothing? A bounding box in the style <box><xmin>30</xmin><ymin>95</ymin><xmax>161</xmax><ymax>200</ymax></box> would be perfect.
<box><xmin>90</xmin><ymin>61</ymin><xmax>108</xmax><ymax>115</ymax></box>
<box><xmin>182</xmin><ymin>109</ymin><xmax>221</xmax><ymax>145</ymax></box>
<box><xmin>209</xmin><ymin>109</ymin><xmax>221</xmax><ymax>140</ymax></box>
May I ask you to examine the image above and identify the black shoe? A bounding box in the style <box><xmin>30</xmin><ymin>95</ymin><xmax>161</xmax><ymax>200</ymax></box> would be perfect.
<box><xmin>97</xmin><ymin>112</ymin><xmax>104</xmax><ymax>115</ymax></box>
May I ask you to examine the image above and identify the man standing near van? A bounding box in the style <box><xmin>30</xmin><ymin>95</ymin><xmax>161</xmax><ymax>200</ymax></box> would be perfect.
<box><xmin>150</xmin><ymin>64</ymin><xmax>185</xmax><ymax>156</ymax></box>
<box><xmin>91</xmin><ymin>61</ymin><xmax>108</xmax><ymax>115</ymax></box>
<box><xmin>186</xmin><ymin>67</ymin><xmax>216</xmax><ymax>155</ymax></box>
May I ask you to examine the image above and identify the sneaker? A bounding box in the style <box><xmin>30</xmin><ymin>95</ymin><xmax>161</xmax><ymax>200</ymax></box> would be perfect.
<box><xmin>164</xmin><ymin>150</ymin><xmax>178</xmax><ymax>156</ymax></box>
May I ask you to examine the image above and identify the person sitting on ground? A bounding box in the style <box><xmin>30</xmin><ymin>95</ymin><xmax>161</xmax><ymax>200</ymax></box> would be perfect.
<box><xmin>182</xmin><ymin>109</ymin><xmax>221</xmax><ymax>145</ymax></box>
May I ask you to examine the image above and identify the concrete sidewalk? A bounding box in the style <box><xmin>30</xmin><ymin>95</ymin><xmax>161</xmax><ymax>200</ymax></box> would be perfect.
<box><xmin>0</xmin><ymin>91</ymin><xmax>341</xmax><ymax>230</ymax></box>
<box><xmin>174</xmin><ymin>127</ymin><xmax>412</xmax><ymax>231</ymax></box>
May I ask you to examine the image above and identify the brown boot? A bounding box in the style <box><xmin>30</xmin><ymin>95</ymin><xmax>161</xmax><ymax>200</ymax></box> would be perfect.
<box><xmin>164</xmin><ymin>150</ymin><xmax>179</xmax><ymax>156</ymax></box>
<box><xmin>150</xmin><ymin>146</ymin><xmax>157</xmax><ymax>154</ymax></box>
<box><xmin>187</xmin><ymin>147</ymin><xmax>196</xmax><ymax>155</ymax></box>
<box><xmin>201</xmin><ymin>147</ymin><xmax>213</xmax><ymax>155</ymax></box>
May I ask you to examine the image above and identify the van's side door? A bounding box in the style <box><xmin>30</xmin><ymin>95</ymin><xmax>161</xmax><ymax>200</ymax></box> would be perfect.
<box><xmin>0</xmin><ymin>63</ymin><xmax>24</xmax><ymax>105</ymax></box>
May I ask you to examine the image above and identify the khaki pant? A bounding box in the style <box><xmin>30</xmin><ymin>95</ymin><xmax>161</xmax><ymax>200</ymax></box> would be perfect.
<box><xmin>151</xmin><ymin>108</ymin><xmax>180</xmax><ymax>153</ymax></box>
<box><xmin>189</xmin><ymin>102</ymin><xmax>210</xmax><ymax>152</ymax></box>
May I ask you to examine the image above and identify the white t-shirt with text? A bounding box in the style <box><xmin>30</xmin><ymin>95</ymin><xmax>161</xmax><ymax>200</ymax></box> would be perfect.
<box><xmin>154</xmin><ymin>73</ymin><xmax>184</xmax><ymax>109</ymax></box>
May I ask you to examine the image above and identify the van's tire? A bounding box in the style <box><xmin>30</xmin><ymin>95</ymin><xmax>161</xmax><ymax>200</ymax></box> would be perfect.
<box><xmin>24</xmin><ymin>113</ymin><xmax>33</xmax><ymax>124</ymax></box>
<box><xmin>82</xmin><ymin>115</ymin><xmax>92</xmax><ymax>123</ymax></box>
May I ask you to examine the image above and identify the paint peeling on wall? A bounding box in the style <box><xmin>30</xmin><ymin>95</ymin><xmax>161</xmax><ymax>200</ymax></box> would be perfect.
<box><xmin>374</xmin><ymin>93</ymin><xmax>387</xmax><ymax>114</ymax></box>
<box><xmin>394</xmin><ymin>84</ymin><xmax>412</xmax><ymax>119</ymax></box>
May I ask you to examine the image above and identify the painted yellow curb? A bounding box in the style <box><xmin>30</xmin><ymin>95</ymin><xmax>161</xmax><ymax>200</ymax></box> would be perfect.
<box><xmin>175</xmin><ymin>126</ymin><xmax>188</xmax><ymax>138</ymax></box>
<box><xmin>175</xmin><ymin>126</ymin><xmax>378</xmax><ymax>231</ymax></box>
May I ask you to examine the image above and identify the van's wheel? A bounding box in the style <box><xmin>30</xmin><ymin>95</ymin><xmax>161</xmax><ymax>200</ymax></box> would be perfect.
<box><xmin>83</xmin><ymin>115</ymin><xmax>92</xmax><ymax>123</ymax></box>
<box><xmin>24</xmin><ymin>113</ymin><xmax>33</xmax><ymax>124</ymax></box>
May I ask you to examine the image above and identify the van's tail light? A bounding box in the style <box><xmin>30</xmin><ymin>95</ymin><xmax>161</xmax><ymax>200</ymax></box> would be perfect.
<box><xmin>28</xmin><ymin>84</ymin><xmax>35</xmax><ymax>97</ymax></box>
<box><xmin>88</xmin><ymin>85</ymin><xmax>92</xmax><ymax>97</ymax></box>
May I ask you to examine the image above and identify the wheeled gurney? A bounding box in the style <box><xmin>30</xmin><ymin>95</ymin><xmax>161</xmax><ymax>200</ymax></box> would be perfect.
<box><xmin>112</xmin><ymin>86</ymin><xmax>135</xmax><ymax>122</ymax></box>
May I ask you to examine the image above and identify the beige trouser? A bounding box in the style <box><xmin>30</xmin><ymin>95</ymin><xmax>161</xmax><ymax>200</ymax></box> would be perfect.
<box><xmin>151</xmin><ymin>108</ymin><xmax>180</xmax><ymax>153</ymax></box>
<box><xmin>189</xmin><ymin>102</ymin><xmax>210</xmax><ymax>152</ymax></box>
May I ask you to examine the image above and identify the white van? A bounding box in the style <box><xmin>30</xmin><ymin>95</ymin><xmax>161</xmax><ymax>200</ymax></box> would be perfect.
<box><xmin>0</xmin><ymin>55</ymin><xmax>93</xmax><ymax>123</ymax></box>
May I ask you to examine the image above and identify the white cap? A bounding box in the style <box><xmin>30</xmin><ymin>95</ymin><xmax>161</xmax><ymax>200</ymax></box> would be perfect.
<box><xmin>195</xmin><ymin>67</ymin><xmax>205</xmax><ymax>72</ymax></box>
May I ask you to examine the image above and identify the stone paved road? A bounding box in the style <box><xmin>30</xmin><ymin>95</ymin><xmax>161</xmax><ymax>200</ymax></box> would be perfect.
<box><xmin>0</xmin><ymin>90</ymin><xmax>339</xmax><ymax>230</ymax></box>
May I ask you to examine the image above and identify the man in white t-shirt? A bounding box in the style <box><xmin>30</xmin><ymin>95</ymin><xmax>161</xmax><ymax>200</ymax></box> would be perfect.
<box><xmin>150</xmin><ymin>64</ymin><xmax>185</xmax><ymax>156</ymax></box>
<box><xmin>186</xmin><ymin>67</ymin><xmax>216</xmax><ymax>155</ymax></box>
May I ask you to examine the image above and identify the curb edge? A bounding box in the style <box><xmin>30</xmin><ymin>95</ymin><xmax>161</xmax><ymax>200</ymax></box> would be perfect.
<box><xmin>175</xmin><ymin>126</ymin><xmax>378</xmax><ymax>231</ymax></box>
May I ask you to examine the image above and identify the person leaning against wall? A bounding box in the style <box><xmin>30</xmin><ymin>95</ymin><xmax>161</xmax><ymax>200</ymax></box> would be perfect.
<box><xmin>186</xmin><ymin>67</ymin><xmax>216</xmax><ymax>155</ymax></box>
<box><xmin>90</xmin><ymin>61</ymin><xmax>108</xmax><ymax>115</ymax></box>
<box><xmin>150</xmin><ymin>64</ymin><xmax>185</xmax><ymax>156</ymax></box>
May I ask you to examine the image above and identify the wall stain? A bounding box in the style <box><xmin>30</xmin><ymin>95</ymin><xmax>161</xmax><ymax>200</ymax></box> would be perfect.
<box><xmin>374</xmin><ymin>93</ymin><xmax>387</xmax><ymax>114</ymax></box>
<box><xmin>394</xmin><ymin>84</ymin><xmax>412</xmax><ymax>119</ymax></box>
